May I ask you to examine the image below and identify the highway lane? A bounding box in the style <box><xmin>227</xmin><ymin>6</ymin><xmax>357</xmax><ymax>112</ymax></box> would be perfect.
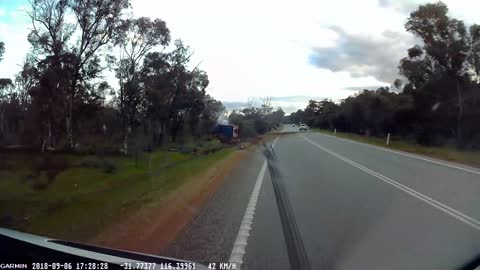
<box><xmin>164</xmin><ymin>125</ymin><xmax>480</xmax><ymax>269</ymax></box>
<box><xmin>282</xmin><ymin>124</ymin><xmax>301</xmax><ymax>133</ymax></box>
<box><xmin>258</xmin><ymin>132</ymin><xmax>480</xmax><ymax>269</ymax></box>
<box><xmin>303</xmin><ymin>132</ymin><xmax>480</xmax><ymax>223</ymax></box>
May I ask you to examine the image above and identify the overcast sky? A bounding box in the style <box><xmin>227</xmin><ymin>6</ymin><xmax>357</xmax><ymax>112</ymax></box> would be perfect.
<box><xmin>1</xmin><ymin>0</ymin><xmax>480</xmax><ymax>112</ymax></box>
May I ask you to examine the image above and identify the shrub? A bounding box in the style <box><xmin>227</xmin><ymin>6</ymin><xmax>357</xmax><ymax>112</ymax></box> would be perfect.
<box><xmin>240</xmin><ymin>119</ymin><xmax>257</xmax><ymax>138</ymax></box>
<box><xmin>78</xmin><ymin>158</ymin><xmax>117</xmax><ymax>174</ymax></box>
<box><xmin>0</xmin><ymin>156</ymin><xmax>12</xmax><ymax>171</ymax></box>
<box><xmin>28</xmin><ymin>155</ymin><xmax>70</xmax><ymax>189</ymax></box>
<box><xmin>414</xmin><ymin>128</ymin><xmax>442</xmax><ymax>146</ymax></box>
<box><xmin>78</xmin><ymin>158</ymin><xmax>102</xmax><ymax>168</ymax></box>
<box><xmin>198</xmin><ymin>139</ymin><xmax>224</xmax><ymax>155</ymax></box>
<box><xmin>102</xmin><ymin>160</ymin><xmax>116</xmax><ymax>174</ymax></box>
<box><xmin>254</xmin><ymin>119</ymin><xmax>269</xmax><ymax>134</ymax></box>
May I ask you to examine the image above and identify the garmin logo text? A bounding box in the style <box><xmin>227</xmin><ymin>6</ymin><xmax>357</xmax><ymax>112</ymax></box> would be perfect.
<box><xmin>0</xmin><ymin>264</ymin><xmax>28</xmax><ymax>269</ymax></box>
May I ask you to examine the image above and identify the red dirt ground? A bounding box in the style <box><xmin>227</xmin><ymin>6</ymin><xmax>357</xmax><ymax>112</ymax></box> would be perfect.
<box><xmin>88</xmin><ymin>147</ymin><xmax>252</xmax><ymax>255</ymax></box>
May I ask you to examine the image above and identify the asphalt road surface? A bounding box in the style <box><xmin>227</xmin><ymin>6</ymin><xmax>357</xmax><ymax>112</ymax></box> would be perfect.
<box><xmin>164</xmin><ymin>125</ymin><xmax>480</xmax><ymax>270</ymax></box>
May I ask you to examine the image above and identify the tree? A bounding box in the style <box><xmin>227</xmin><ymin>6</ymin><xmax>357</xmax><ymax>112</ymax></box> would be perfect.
<box><xmin>165</xmin><ymin>40</ymin><xmax>194</xmax><ymax>142</ymax></box>
<box><xmin>26</xmin><ymin>0</ymin><xmax>131</xmax><ymax>150</ymax></box>
<box><xmin>260</xmin><ymin>97</ymin><xmax>273</xmax><ymax>116</ymax></box>
<box><xmin>115</xmin><ymin>16</ymin><xmax>170</xmax><ymax>148</ymax></box>
<box><xmin>0</xmin><ymin>78</ymin><xmax>15</xmax><ymax>144</ymax></box>
<box><xmin>269</xmin><ymin>107</ymin><xmax>285</xmax><ymax>126</ymax></box>
<box><xmin>1</xmin><ymin>0</ymin><xmax>225</xmax><ymax>152</ymax></box>
<box><xmin>116</xmin><ymin>17</ymin><xmax>170</xmax><ymax>77</ymax></box>
<box><xmin>314</xmin><ymin>99</ymin><xmax>339</xmax><ymax>129</ymax></box>
<box><xmin>200</xmin><ymin>95</ymin><xmax>224</xmax><ymax>134</ymax></box>
<box><xmin>29</xmin><ymin>53</ymin><xmax>76</xmax><ymax>151</ymax></box>
<box><xmin>15</xmin><ymin>57</ymin><xmax>37</xmax><ymax>108</ymax></box>
<box><xmin>405</xmin><ymin>2</ymin><xmax>471</xmax><ymax>146</ymax></box>
<box><xmin>26</xmin><ymin>0</ymin><xmax>75</xmax><ymax>150</ymax></box>
<box><xmin>289</xmin><ymin>89</ymin><xmax>415</xmax><ymax>138</ymax></box>
<box><xmin>65</xmin><ymin>0</ymin><xmax>130</xmax><ymax>149</ymax></box>
<box><xmin>227</xmin><ymin>98</ymin><xmax>284</xmax><ymax>136</ymax></box>
<box><xmin>27</xmin><ymin>0</ymin><xmax>73</xmax><ymax>57</ymax></box>
<box><xmin>0</xmin><ymin>41</ymin><xmax>4</xmax><ymax>62</ymax></box>
<box><xmin>0</xmin><ymin>79</ymin><xmax>13</xmax><ymax>91</ymax></box>
<box><xmin>183</xmin><ymin>69</ymin><xmax>209</xmax><ymax>137</ymax></box>
<box><xmin>393</xmin><ymin>79</ymin><xmax>403</xmax><ymax>91</ymax></box>
<box><xmin>141</xmin><ymin>51</ymin><xmax>172</xmax><ymax>145</ymax></box>
<box><xmin>469</xmin><ymin>24</ymin><xmax>480</xmax><ymax>76</ymax></box>
<box><xmin>139</xmin><ymin>40</ymin><xmax>219</xmax><ymax>144</ymax></box>
<box><xmin>289</xmin><ymin>109</ymin><xmax>305</xmax><ymax>125</ymax></box>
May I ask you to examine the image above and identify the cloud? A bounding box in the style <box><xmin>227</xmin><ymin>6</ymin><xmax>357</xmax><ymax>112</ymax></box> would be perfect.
<box><xmin>222</xmin><ymin>101</ymin><xmax>246</xmax><ymax>111</ymax></box>
<box><xmin>223</xmin><ymin>96</ymin><xmax>326</xmax><ymax>114</ymax></box>
<box><xmin>343</xmin><ymin>85</ymin><xmax>387</xmax><ymax>91</ymax></box>
<box><xmin>270</xmin><ymin>96</ymin><xmax>322</xmax><ymax>102</ymax></box>
<box><xmin>309</xmin><ymin>26</ymin><xmax>414</xmax><ymax>83</ymax></box>
<box><xmin>378</xmin><ymin>0</ymin><xmax>480</xmax><ymax>24</ymax></box>
<box><xmin>378</xmin><ymin>0</ymin><xmax>420</xmax><ymax>14</ymax></box>
<box><xmin>0</xmin><ymin>0</ymin><xmax>444</xmax><ymax>104</ymax></box>
<box><xmin>0</xmin><ymin>20</ymin><xmax>31</xmax><ymax>80</ymax></box>
<box><xmin>128</xmin><ymin>0</ymin><xmax>394</xmax><ymax>103</ymax></box>
<box><xmin>272</xmin><ymin>96</ymin><xmax>326</xmax><ymax>113</ymax></box>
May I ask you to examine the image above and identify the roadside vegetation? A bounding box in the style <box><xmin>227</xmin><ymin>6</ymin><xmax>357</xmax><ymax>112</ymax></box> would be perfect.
<box><xmin>290</xmin><ymin>2</ymin><xmax>480</xmax><ymax>157</ymax></box>
<box><xmin>228</xmin><ymin>97</ymin><xmax>286</xmax><ymax>138</ymax></box>
<box><xmin>0</xmin><ymin>0</ymin><xmax>285</xmax><ymax>239</ymax></box>
<box><xmin>0</xmin><ymin>138</ymin><xmax>232</xmax><ymax>241</ymax></box>
<box><xmin>313</xmin><ymin>128</ymin><xmax>480</xmax><ymax>168</ymax></box>
<box><xmin>0</xmin><ymin>0</ymin><xmax>225</xmax><ymax>154</ymax></box>
<box><xmin>0</xmin><ymin>0</ymin><xmax>278</xmax><ymax>242</ymax></box>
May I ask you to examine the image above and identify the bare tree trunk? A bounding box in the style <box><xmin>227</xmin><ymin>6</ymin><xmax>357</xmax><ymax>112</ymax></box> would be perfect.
<box><xmin>41</xmin><ymin>139</ymin><xmax>46</xmax><ymax>153</ymax></box>
<box><xmin>66</xmin><ymin>78</ymin><xmax>76</xmax><ymax>150</ymax></box>
<box><xmin>66</xmin><ymin>106</ymin><xmax>73</xmax><ymax>149</ymax></box>
<box><xmin>0</xmin><ymin>109</ymin><xmax>4</xmax><ymax>138</ymax></box>
<box><xmin>123</xmin><ymin>133</ymin><xmax>128</xmax><ymax>155</ymax></box>
<box><xmin>160</xmin><ymin>122</ymin><xmax>167</xmax><ymax>146</ymax></box>
<box><xmin>456</xmin><ymin>78</ymin><xmax>464</xmax><ymax>147</ymax></box>
<box><xmin>47</xmin><ymin>120</ymin><xmax>52</xmax><ymax>149</ymax></box>
<box><xmin>41</xmin><ymin>124</ymin><xmax>46</xmax><ymax>153</ymax></box>
<box><xmin>122</xmin><ymin>124</ymin><xmax>130</xmax><ymax>155</ymax></box>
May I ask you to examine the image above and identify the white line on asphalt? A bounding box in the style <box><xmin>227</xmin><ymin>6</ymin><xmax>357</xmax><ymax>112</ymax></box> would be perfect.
<box><xmin>272</xmin><ymin>136</ymin><xmax>279</xmax><ymax>147</ymax></box>
<box><xmin>229</xmin><ymin>137</ymin><xmax>278</xmax><ymax>269</ymax></box>
<box><xmin>303</xmin><ymin>136</ymin><xmax>480</xmax><ymax>231</ymax></box>
<box><xmin>313</xmin><ymin>133</ymin><xmax>480</xmax><ymax>175</ymax></box>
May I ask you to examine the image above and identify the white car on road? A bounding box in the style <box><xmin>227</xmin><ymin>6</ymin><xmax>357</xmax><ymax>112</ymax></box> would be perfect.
<box><xmin>299</xmin><ymin>124</ymin><xmax>308</xmax><ymax>131</ymax></box>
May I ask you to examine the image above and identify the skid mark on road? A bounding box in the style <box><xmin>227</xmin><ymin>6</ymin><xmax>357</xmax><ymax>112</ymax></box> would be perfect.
<box><xmin>303</xmin><ymin>136</ymin><xmax>480</xmax><ymax>231</ymax></box>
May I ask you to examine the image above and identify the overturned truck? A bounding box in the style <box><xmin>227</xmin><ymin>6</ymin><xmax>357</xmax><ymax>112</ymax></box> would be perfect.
<box><xmin>214</xmin><ymin>124</ymin><xmax>239</xmax><ymax>143</ymax></box>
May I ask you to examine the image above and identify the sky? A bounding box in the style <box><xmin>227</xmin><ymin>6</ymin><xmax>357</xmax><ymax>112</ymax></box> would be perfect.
<box><xmin>1</xmin><ymin>0</ymin><xmax>480</xmax><ymax>113</ymax></box>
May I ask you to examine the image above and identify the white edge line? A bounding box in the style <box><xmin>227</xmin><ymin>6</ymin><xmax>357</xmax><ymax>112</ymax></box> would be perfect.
<box><xmin>229</xmin><ymin>136</ymin><xmax>278</xmax><ymax>268</ymax></box>
<box><xmin>229</xmin><ymin>161</ymin><xmax>267</xmax><ymax>268</ymax></box>
<box><xmin>303</xmin><ymin>136</ymin><xmax>480</xmax><ymax>231</ymax></box>
<box><xmin>314</xmin><ymin>132</ymin><xmax>480</xmax><ymax>175</ymax></box>
<box><xmin>272</xmin><ymin>136</ymin><xmax>279</xmax><ymax>147</ymax></box>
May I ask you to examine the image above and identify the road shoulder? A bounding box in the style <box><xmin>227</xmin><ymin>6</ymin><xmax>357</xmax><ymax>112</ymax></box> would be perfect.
<box><xmin>163</xmin><ymin>147</ymin><xmax>267</xmax><ymax>262</ymax></box>
<box><xmin>88</xmin><ymin>147</ymin><xmax>252</xmax><ymax>254</ymax></box>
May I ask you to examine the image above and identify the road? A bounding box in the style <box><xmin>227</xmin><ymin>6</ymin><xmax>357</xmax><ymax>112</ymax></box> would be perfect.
<box><xmin>164</xmin><ymin>125</ymin><xmax>480</xmax><ymax>269</ymax></box>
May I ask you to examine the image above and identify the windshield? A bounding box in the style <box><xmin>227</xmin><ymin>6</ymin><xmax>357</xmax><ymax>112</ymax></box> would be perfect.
<box><xmin>1</xmin><ymin>1</ymin><xmax>480</xmax><ymax>269</ymax></box>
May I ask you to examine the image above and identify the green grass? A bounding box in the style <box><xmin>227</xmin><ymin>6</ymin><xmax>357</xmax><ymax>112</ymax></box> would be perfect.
<box><xmin>0</xmin><ymin>146</ymin><xmax>233</xmax><ymax>241</ymax></box>
<box><xmin>312</xmin><ymin>128</ymin><xmax>480</xmax><ymax>168</ymax></box>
